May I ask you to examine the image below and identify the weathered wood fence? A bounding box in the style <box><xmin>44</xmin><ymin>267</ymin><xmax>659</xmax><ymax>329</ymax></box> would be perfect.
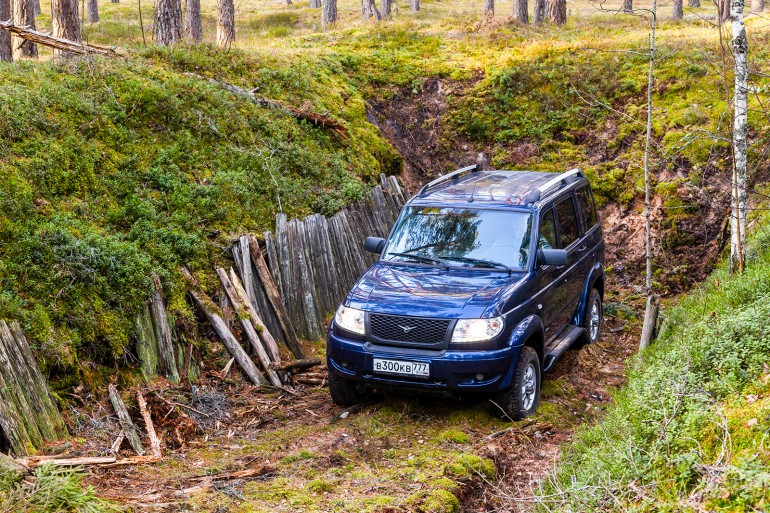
<box><xmin>234</xmin><ymin>175</ymin><xmax>407</xmax><ymax>342</ymax></box>
<box><xmin>0</xmin><ymin>320</ymin><xmax>68</xmax><ymax>456</ymax></box>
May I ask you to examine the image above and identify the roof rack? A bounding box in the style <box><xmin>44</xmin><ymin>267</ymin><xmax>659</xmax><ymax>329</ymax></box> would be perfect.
<box><xmin>531</xmin><ymin>168</ymin><xmax>583</xmax><ymax>201</ymax></box>
<box><xmin>418</xmin><ymin>164</ymin><xmax>480</xmax><ymax>197</ymax></box>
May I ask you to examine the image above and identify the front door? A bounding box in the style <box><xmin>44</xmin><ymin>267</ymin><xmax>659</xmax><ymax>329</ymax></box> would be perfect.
<box><xmin>554</xmin><ymin>194</ymin><xmax>587</xmax><ymax>325</ymax></box>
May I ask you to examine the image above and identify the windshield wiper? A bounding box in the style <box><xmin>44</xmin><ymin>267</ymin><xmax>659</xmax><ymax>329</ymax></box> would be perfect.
<box><xmin>435</xmin><ymin>255</ymin><xmax>514</xmax><ymax>274</ymax></box>
<box><xmin>387</xmin><ymin>252</ymin><xmax>447</xmax><ymax>267</ymax></box>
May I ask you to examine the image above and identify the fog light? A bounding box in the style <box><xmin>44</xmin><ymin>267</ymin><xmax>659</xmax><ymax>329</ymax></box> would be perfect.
<box><xmin>476</xmin><ymin>373</ymin><xmax>484</xmax><ymax>381</ymax></box>
<box><xmin>341</xmin><ymin>361</ymin><xmax>350</xmax><ymax>368</ymax></box>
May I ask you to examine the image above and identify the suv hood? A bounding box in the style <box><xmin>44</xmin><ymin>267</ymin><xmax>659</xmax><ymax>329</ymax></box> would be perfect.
<box><xmin>346</xmin><ymin>262</ymin><xmax>522</xmax><ymax>319</ymax></box>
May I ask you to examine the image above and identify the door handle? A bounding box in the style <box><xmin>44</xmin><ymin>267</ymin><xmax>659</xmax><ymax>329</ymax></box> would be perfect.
<box><xmin>576</xmin><ymin>246</ymin><xmax>587</xmax><ymax>253</ymax></box>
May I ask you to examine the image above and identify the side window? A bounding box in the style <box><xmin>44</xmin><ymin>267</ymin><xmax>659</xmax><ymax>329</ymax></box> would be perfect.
<box><xmin>538</xmin><ymin>208</ymin><xmax>557</xmax><ymax>250</ymax></box>
<box><xmin>555</xmin><ymin>197</ymin><xmax>580</xmax><ymax>248</ymax></box>
<box><xmin>576</xmin><ymin>186</ymin><xmax>598</xmax><ymax>233</ymax></box>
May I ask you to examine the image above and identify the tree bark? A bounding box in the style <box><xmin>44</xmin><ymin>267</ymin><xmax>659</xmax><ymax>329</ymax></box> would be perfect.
<box><xmin>136</xmin><ymin>392</ymin><xmax>162</xmax><ymax>459</ymax></box>
<box><xmin>310</xmin><ymin>0</ymin><xmax>320</xmax><ymax>7</ymax></box>
<box><xmin>33</xmin><ymin>0</ymin><xmax>41</xmax><ymax>13</ymax></box>
<box><xmin>216</xmin><ymin>0</ymin><xmax>235</xmax><ymax>48</ymax></box>
<box><xmin>533</xmin><ymin>0</ymin><xmax>545</xmax><ymax>22</ymax></box>
<box><xmin>730</xmin><ymin>0</ymin><xmax>748</xmax><ymax>273</ymax></box>
<box><xmin>673</xmin><ymin>0</ymin><xmax>683</xmax><ymax>18</ymax></box>
<box><xmin>184</xmin><ymin>0</ymin><xmax>202</xmax><ymax>41</ymax></box>
<box><xmin>513</xmin><ymin>0</ymin><xmax>528</xmax><ymax>22</ymax></box>
<box><xmin>0</xmin><ymin>0</ymin><xmax>11</xmax><ymax>62</ymax></box>
<box><xmin>484</xmin><ymin>0</ymin><xmax>494</xmax><ymax>16</ymax></box>
<box><xmin>87</xmin><ymin>0</ymin><xmax>98</xmax><ymax>22</ymax></box>
<box><xmin>546</xmin><ymin>0</ymin><xmax>565</xmax><ymax>24</ymax></box>
<box><xmin>639</xmin><ymin>0</ymin><xmax>658</xmax><ymax>351</ymax></box>
<box><xmin>362</xmin><ymin>0</ymin><xmax>381</xmax><ymax>19</ymax></box>
<box><xmin>149</xmin><ymin>275</ymin><xmax>180</xmax><ymax>384</ymax></box>
<box><xmin>155</xmin><ymin>0</ymin><xmax>182</xmax><ymax>45</ymax></box>
<box><xmin>108</xmin><ymin>385</ymin><xmax>145</xmax><ymax>457</ymax></box>
<box><xmin>322</xmin><ymin>0</ymin><xmax>337</xmax><ymax>24</ymax></box>
<box><xmin>13</xmin><ymin>0</ymin><xmax>38</xmax><ymax>59</ymax></box>
<box><xmin>719</xmin><ymin>0</ymin><xmax>730</xmax><ymax>22</ymax></box>
<box><xmin>410</xmin><ymin>0</ymin><xmax>419</xmax><ymax>11</ymax></box>
<box><xmin>622</xmin><ymin>0</ymin><xmax>632</xmax><ymax>11</ymax></box>
<box><xmin>688</xmin><ymin>0</ymin><xmax>700</xmax><ymax>6</ymax></box>
<box><xmin>380</xmin><ymin>0</ymin><xmax>391</xmax><ymax>18</ymax></box>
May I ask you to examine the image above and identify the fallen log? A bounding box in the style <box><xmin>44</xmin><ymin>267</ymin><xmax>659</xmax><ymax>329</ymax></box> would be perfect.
<box><xmin>181</xmin><ymin>267</ymin><xmax>268</xmax><ymax>387</ymax></box>
<box><xmin>216</xmin><ymin>268</ymin><xmax>282</xmax><ymax>387</ymax></box>
<box><xmin>108</xmin><ymin>384</ymin><xmax>145</xmax><ymax>456</ymax></box>
<box><xmin>187</xmin><ymin>73</ymin><xmax>347</xmax><ymax>138</ymax></box>
<box><xmin>137</xmin><ymin>392</ymin><xmax>162</xmax><ymax>459</ymax></box>
<box><xmin>0</xmin><ymin>21</ymin><xmax>125</xmax><ymax>57</ymax></box>
<box><xmin>247</xmin><ymin>236</ymin><xmax>304</xmax><ymax>359</ymax></box>
<box><xmin>0</xmin><ymin>452</ymin><xmax>28</xmax><ymax>482</ymax></box>
<box><xmin>176</xmin><ymin>465</ymin><xmax>276</xmax><ymax>496</ymax></box>
<box><xmin>229</xmin><ymin>267</ymin><xmax>282</xmax><ymax>364</ymax></box>
<box><xmin>18</xmin><ymin>455</ymin><xmax>160</xmax><ymax>469</ymax></box>
<box><xmin>269</xmin><ymin>357</ymin><xmax>321</xmax><ymax>373</ymax></box>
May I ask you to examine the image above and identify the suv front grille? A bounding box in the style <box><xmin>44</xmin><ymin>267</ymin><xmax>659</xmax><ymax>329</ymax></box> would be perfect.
<box><xmin>369</xmin><ymin>314</ymin><xmax>451</xmax><ymax>344</ymax></box>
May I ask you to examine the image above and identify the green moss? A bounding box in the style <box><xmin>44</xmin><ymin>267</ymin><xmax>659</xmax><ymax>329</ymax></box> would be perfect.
<box><xmin>437</xmin><ymin>429</ymin><xmax>470</xmax><ymax>444</ymax></box>
<box><xmin>444</xmin><ymin>454</ymin><xmax>495</xmax><ymax>480</ymax></box>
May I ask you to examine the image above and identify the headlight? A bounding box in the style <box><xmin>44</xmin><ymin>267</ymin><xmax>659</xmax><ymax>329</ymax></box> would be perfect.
<box><xmin>334</xmin><ymin>305</ymin><xmax>366</xmax><ymax>335</ymax></box>
<box><xmin>451</xmin><ymin>316</ymin><xmax>504</xmax><ymax>343</ymax></box>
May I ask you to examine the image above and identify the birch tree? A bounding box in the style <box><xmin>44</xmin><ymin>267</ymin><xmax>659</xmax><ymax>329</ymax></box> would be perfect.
<box><xmin>185</xmin><ymin>0</ymin><xmax>202</xmax><ymax>42</ymax></box>
<box><xmin>730</xmin><ymin>0</ymin><xmax>748</xmax><ymax>273</ymax></box>
<box><xmin>514</xmin><ymin>0</ymin><xmax>528</xmax><ymax>22</ymax></box>
<box><xmin>217</xmin><ymin>0</ymin><xmax>235</xmax><ymax>48</ymax></box>
<box><xmin>639</xmin><ymin>0</ymin><xmax>659</xmax><ymax>350</ymax></box>
<box><xmin>155</xmin><ymin>0</ymin><xmax>183</xmax><ymax>45</ymax></box>
<box><xmin>0</xmin><ymin>0</ymin><xmax>11</xmax><ymax>62</ymax></box>
<box><xmin>51</xmin><ymin>0</ymin><xmax>81</xmax><ymax>57</ymax></box>
<box><xmin>13</xmin><ymin>0</ymin><xmax>37</xmax><ymax>59</ymax></box>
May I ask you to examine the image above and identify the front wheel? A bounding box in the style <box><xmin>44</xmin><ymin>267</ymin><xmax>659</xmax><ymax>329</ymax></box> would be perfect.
<box><xmin>583</xmin><ymin>288</ymin><xmax>602</xmax><ymax>344</ymax></box>
<box><xmin>491</xmin><ymin>346</ymin><xmax>541</xmax><ymax>421</ymax></box>
<box><xmin>328</xmin><ymin>369</ymin><xmax>368</xmax><ymax>406</ymax></box>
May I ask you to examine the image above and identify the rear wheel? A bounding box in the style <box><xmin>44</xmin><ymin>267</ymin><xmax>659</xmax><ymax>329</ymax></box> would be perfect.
<box><xmin>491</xmin><ymin>346</ymin><xmax>541</xmax><ymax>421</ymax></box>
<box><xmin>328</xmin><ymin>369</ymin><xmax>368</xmax><ymax>406</ymax></box>
<box><xmin>583</xmin><ymin>288</ymin><xmax>602</xmax><ymax>344</ymax></box>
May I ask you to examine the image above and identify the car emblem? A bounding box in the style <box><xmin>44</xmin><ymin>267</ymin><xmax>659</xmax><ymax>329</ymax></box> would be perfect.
<box><xmin>398</xmin><ymin>325</ymin><xmax>415</xmax><ymax>333</ymax></box>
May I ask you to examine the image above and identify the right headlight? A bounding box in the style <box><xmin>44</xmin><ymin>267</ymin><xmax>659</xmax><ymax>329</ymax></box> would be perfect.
<box><xmin>451</xmin><ymin>316</ymin><xmax>504</xmax><ymax>343</ymax></box>
<box><xmin>334</xmin><ymin>305</ymin><xmax>366</xmax><ymax>335</ymax></box>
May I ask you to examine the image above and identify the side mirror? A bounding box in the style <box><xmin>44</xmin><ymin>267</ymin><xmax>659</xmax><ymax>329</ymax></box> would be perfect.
<box><xmin>364</xmin><ymin>236</ymin><xmax>386</xmax><ymax>254</ymax></box>
<box><xmin>537</xmin><ymin>248</ymin><xmax>567</xmax><ymax>267</ymax></box>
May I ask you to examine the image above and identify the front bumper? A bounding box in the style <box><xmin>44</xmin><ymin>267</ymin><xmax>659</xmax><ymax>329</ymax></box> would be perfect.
<box><xmin>327</xmin><ymin>330</ymin><xmax>521</xmax><ymax>393</ymax></box>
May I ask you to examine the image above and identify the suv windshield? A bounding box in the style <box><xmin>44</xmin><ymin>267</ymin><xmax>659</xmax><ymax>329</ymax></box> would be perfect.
<box><xmin>383</xmin><ymin>206</ymin><xmax>533</xmax><ymax>271</ymax></box>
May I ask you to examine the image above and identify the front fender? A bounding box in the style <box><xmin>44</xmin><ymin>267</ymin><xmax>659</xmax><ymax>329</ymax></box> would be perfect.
<box><xmin>573</xmin><ymin>263</ymin><xmax>606</xmax><ymax>326</ymax></box>
<box><xmin>507</xmin><ymin>314</ymin><xmax>543</xmax><ymax>348</ymax></box>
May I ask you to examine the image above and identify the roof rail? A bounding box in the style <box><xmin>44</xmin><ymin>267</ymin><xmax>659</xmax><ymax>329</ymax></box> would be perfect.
<box><xmin>533</xmin><ymin>168</ymin><xmax>583</xmax><ymax>200</ymax></box>
<box><xmin>418</xmin><ymin>164</ymin><xmax>480</xmax><ymax>197</ymax></box>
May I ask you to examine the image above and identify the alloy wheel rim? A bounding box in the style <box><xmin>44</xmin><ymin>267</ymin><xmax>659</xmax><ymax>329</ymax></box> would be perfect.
<box><xmin>589</xmin><ymin>299</ymin><xmax>600</xmax><ymax>342</ymax></box>
<box><xmin>521</xmin><ymin>363</ymin><xmax>537</xmax><ymax>410</ymax></box>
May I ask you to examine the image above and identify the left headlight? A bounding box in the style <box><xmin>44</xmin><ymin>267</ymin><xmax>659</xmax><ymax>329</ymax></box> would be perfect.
<box><xmin>334</xmin><ymin>305</ymin><xmax>366</xmax><ymax>335</ymax></box>
<box><xmin>451</xmin><ymin>316</ymin><xmax>504</xmax><ymax>343</ymax></box>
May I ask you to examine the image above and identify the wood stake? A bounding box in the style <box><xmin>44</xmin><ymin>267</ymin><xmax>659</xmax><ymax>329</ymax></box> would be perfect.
<box><xmin>108</xmin><ymin>384</ymin><xmax>145</xmax><ymax>456</ymax></box>
<box><xmin>228</xmin><ymin>268</ymin><xmax>282</xmax><ymax>364</ymax></box>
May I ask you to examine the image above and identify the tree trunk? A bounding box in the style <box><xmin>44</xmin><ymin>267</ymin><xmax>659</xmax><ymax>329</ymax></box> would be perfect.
<box><xmin>719</xmin><ymin>0</ymin><xmax>730</xmax><ymax>23</ymax></box>
<box><xmin>688</xmin><ymin>0</ymin><xmax>699</xmax><ymax>6</ymax></box>
<box><xmin>380</xmin><ymin>0</ymin><xmax>391</xmax><ymax>18</ymax></box>
<box><xmin>533</xmin><ymin>0</ymin><xmax>545</xmax><ymax>22</ymax></box>
<box><xmin>751</xmin><ymin>0</ymin><xmax>763</xmax><ymax>11</ymax></box>
<box><xmin>484</xmin><ymin>0</ymin><xmax>494</xmax><ymax>16</ymax></box>
<box><xmin>362</xmin><ymin>0</ymin><xmax>380</xmax><ymax>18</ymax></box>
<box><xmin>107</xmin><ymin>385</ymin><xmax>145</xmax><ymax>457</ymax></box>
<box><xmin>639</xmin><ymin>0</ymin><xmax>658</xmax><ymax>351</ymax></box>
<box><xmin>51</xmin><ymin>0</ymin><xmax>81</xmax><ymax>58</ymax></box>
<box><xmin>184</xmin><ymin>0</ymin><xmax>202</xmax><ymax>42</ymax></box>
<box><xmin>87</xmin><ymin>0</ymin><xmax>98</xmax><ymax>22</ymax></box>
<box><xmin>546</xmin><ymin>0</ymin><xmax>565</xmax><ymax>24</ymax></box>
<box><xmin>310</xmin><ymin>0</ymin><xmax>320</xmax><ymax>7</ymax></box>
<box><xmin>322</xmin><ymin>0</ymin><xmax>337</xmax><ymax>24</ymax></box>
<box><xmin>730</xmin><ymin>0</ymin><xmax>748</xmax><ymax>273</ymax></box>
<box><xmin>513</xmin><ymin>0</ymin><xmax>528</xmax><ymax>22</ymax></box>
<box><xmin>13</xmin><ymin>0</ymin><xmax>38</xmax><ymax>59</ymax></box>
<box><xmin>33</xmin><ymin>0</ymin><xmax>41</xmax><ymax>14</ymax></box>
<box><xmin>672</xmin><ymin>0</ymin><xmax>682</xmax><ymax>18</ymax></box>
<box><xmin>0</xmin><ymin>0</ymin><xmax>11</xmax><ymax>62</ymax></box>
<box><xmin>622</xmin><ymin>0</ymin><xmax>632</xmax><ymax>12</ymax></box>
<box><xmin>410</xmin><ymin>0</ymin><xmax>418</xmax><ymax>11</ymax></box>
<box><xmin>216</xmin><ymin>0</ymin><xmax>234</xmax><ymax>48</ymax></box>
<box><xmin>155</xmin><ymin>0</ymin><xmax>182</xmax><ymax>45</ymax></box>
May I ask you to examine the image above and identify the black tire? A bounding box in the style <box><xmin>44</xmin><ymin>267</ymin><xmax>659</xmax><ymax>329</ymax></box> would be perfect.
<box><xmin>328</xmin><ymin>369</ymin><xmax>367</xmax><ymax>406</ymax></box>
<box><xmin>582</xmin><ymin>288</ymin><xmax>602</xmax><ymax>345</ymax></box>
<box><xmin>491</xmin><ymin>346</ymin><xmax>541</xmax><ymax>421</ymax></box>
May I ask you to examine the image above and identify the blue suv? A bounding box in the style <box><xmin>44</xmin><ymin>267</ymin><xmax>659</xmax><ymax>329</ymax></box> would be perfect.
<box><xmin>327</xmin><ymin>166</ymin><xmax>605</xmax><ymax>420</ymax></box>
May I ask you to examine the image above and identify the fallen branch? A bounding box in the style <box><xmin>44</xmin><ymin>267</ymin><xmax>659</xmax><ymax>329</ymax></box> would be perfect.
<box><xmin>327</xmin><ymin>399</ymin><xmax>373</xmax><ymax>424</ymax></box>
<box><xmin>0</xmin><ymin>21</ymin><xmax>125</xmax><ymax>57</ymax></box>
<box><xmin>176</xmin><ymin>465</ymin><xmax>276</xmax><ymax>497</ymax></box>
<box><xmin>137</xmin><ymin>392</ymin><xmax>162</xmax><ymax>459</ymax></box>
<box><xmin>108</xmin><ymin>384</ymin><xmax>145</xmax><ymax>456</ymax></box>
<box><xmin>269</xmin><ymin>358</ymin><xmax>321</xmax><ymax>373</ymax></box>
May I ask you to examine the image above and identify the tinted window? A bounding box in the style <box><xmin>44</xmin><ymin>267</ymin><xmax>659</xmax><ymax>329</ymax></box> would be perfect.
<box><xmin>555</xmin><ymin>197</ymin><xmax>580</xmax><ymax>248</ymax></box>
<box><xmin>576</xmin><ymin>186</ymin><xmax>598</xmax><ymax>233</ymax></box>
<box><xmin>538</xmin><ymin>208</ymin><xmax>557</xmax><ymax>250</ymax></box>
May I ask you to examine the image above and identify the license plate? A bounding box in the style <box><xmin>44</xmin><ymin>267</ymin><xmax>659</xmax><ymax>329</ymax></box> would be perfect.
<box><xmin>373</xmin><ymin>358</ymin><xmax>430</xmax><ymax>377</ymax></box>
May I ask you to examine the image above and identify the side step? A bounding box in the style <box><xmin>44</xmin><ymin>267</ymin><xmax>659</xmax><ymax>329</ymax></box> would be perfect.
<box><xmin>542</xmin><ymin>325</ymin><xmax>585</xmax><ymax>372</ymax></box>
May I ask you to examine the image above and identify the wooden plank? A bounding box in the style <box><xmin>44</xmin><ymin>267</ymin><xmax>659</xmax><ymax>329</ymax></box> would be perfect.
<box><xmin>181</xmin><ymin>268</ymin><xmax>268</xmax><ymax>387</ymax></box>
<box><xmin>279</xmin><ymin>216</ymin><xmax>302</xmax><ymax>337</ymax></box>
<box><xmin>217</xmin><ymin>268</ymin><xmax>283</xmax><ymax>387</ymax></box>
<box><xmin>149</xmin><ymin>275</ymin><xmax>180</xmax><ymax>384</ymax></box>
<box><xmin>263</xmin><ymin>231</ymin><xmax>283</xmax><ymax>295</ymax></box>
<box><xmin>304</xmin><ymin>215</ymin><xmax>331</xmax><ymax>316</ymax></box>
<box><xmin>247</xmin><ymin>236</ymin><xmax>303</xmax><ymax>359</ymax></box>
<box><xmin>295</xmin><ymin>219</ymin><xmax>323</xmax><ymax>339</ymax></box>
<box><xmin>108</xmin><ymin>384</ymin><xmax>145</xmax><ymax>456</ymax></box>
